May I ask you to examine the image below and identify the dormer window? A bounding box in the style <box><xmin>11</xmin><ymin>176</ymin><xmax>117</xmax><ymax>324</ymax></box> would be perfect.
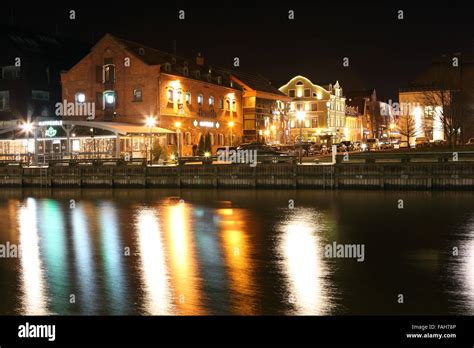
<box><xmin>138</xmin><ymin>47</ymin><xmax>146</xmax><ymax>56</ymax></box>
<box><xmin>296</xmin><ymin>81</ymin><xmax>304</xmax><ymax>86</ymax></box>
<box><xmin>217</xmin><ymin>76</ymin><xmax>222</xmax><ymax>85</ymax></box>
<box><xmin>195</xmin><ymin>70</ymin><xmax>201</xmax><ymax>79</ymax></box>
<box><xmin>163</xmin><ymin>63</ymin><xmax>171</xmax><ymax>72</ymax></box>
<box><xmin>171</xmin><ymin>57</ymin><xmax>176</xmax><ymax>64</ymax></box>
<box><xmin>183</xmin><ymin>66</ymin><xmax>189</xmax><ymax>76</ymax></box>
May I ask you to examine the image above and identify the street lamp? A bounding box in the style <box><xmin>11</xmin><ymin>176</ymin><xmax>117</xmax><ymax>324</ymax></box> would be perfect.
<box><xmin>296</xmin><ymin>111</ymin><xmax>306</xmax><ymax>164</ymax></box>
<box><xmin>145</xmin><ymin>116</ymin><xmax>156</xmax><ymax>165</ymax></box>
<box><xmin>21</xmin><ymin>122</ymin><xmax>33</xmax><ymax>166</ymax></box>
<box><xmin>175</xmin><ymin>121</ymin><xmax>182</xmax><ymax>157</ymax></box>
<box><xmin>228</xmin><ymin>121</ymin><xmax>235</xmax><ymax>146</ymax></box>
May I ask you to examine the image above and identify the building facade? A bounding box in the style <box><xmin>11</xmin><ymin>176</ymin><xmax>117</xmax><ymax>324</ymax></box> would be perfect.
<box><xmin>60</xmin><ymin>34</ymin><xmax>243</xmax><ymax>157</ymax></box>
<box><xmin>279</xmin><ymin>76</ymin><xmax>347</xmax><ymax>144</ymax></box>
<box><xmin>229</xmin><ymin>72</ymin><xmax>290</xmax><ymax>144</ymax></box>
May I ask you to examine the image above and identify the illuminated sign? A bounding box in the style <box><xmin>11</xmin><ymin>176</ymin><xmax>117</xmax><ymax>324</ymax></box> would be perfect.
<box><xmin>38</xmin><ymin>120</ymin><xmax>63</xmax><ymax>127</ymax></box>
<box><xmin>193</xmin><ymin>120</ymin><xmax>216</xmax><ymax>128</ymax></box>
<box><xmin>45</xmin><ymin>127</ymin><xmax>57</xmax><ymax>137</ymax></box>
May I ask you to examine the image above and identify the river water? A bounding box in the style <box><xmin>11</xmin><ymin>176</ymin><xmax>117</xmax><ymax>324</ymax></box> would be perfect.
<box><xmin>0</xmin><ymin>189</ymin><xmax>472</xmax><ymax>315</ymax></box>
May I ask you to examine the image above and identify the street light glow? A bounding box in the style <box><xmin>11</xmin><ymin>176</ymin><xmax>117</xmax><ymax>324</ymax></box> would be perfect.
<box><xmin>228</xmin><ymin>121</ymin><xmax>234</xmax><ymax>127</ymax></box>
<box><xmin>22</xmin><ymin>122</ymin><xmax>33</xmax><ymax>133</ymax></box>
<box><xmin>296</xmin><ymin>111</ymin><xmax>306</xmax><ymax>121</ymax></box>
<box><xmin>174</xmin><ymin>121</ymin><xmax>181</xmax><ymax>128</ymax></box>
<box><xmin>145</xmin><ymin>116</ymin><xmax>156</xmax><ymax>128</ymax></box>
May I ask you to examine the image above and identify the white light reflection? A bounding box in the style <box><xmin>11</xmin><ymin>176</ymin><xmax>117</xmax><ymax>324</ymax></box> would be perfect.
<box><xmin>279</xmin><ymin>211</ymin><xmax>331</xmax><ymax>315</ymax></box>
<box><xmin>18</xmin><ymin>198</ymin><xmax>49</xmax><ymax>314</ymax></box>
<box><xmin>135</xmin><ymin>208</ymin><xmax>173</xmax><ymax>314</ymax></box>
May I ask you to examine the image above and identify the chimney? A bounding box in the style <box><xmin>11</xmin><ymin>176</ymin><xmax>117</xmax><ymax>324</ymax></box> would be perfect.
<box><xmin>196</xmin><ymin>52</ymin><xmax>204</xmax><ymax>66</ymax></box>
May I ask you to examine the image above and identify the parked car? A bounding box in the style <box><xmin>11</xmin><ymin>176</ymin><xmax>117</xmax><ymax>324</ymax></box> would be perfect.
<box><xmin>415</xmin><ymin>137</ymin><xmax>430</xmax><ymax>148</ymax></box>
<box><xmin>466</xmin><ymin>138</ymin><xmax>474</xmax><ymax>145</ymax></box>
<box><xmin>237</xmin><ymin>143</ymin><xmax>295</xmax><ymax>163</ymax></box>
<box><xmin>338</xmin><ymin>141</ymin><xmax>354</xmax><ymax>152</ymax></box>
<box><xmin>432</xmin><ymin>139</ymin><xmax>447</xmax><ymax>147</ymax></box>
<box><xmin>379</xmin><ymin>140</ymin><xmax>393</xmax><ymax>150</ymax></box>
<box><xmin>365</xmin><ymin>138</ymin><xmax>380</xmax><ymax>150</ymax></box>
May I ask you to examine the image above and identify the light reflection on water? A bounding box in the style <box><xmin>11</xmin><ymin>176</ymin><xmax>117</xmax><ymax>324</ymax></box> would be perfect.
<box><xmin>0</xmin><ymin>189</ymin><xmax>472</xmax><ymax>315</ymax></box>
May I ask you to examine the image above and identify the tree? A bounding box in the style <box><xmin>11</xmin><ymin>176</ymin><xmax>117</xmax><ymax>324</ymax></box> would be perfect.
<box><xmin>197</xmin><ymin>134</ymin><xmax>205</xmax><ymax>155</ymax></box>
<box><xmin>397</xmin><ymin>114</ymin><xmax>417</xmax><ymax>147</ymax></box>
<box><xmin>421</xmin><ymin>56</ymin><xmax>468</xmax><ymax>148</ymax></box>
<box><xmin>204</xmin><ymin>133</ymin><xmax>212</xmax><ymax>153</ymax></box>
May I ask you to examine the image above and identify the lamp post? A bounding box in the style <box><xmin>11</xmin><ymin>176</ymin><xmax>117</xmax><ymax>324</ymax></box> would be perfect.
<box><xmin>22</xmin><ymin>122</ymin><xmax>33</xmax><ymax>166</ymax></box>
<box><xmin>90</xmin><ymin>128</ymin><xmax>96</xmax><ymax>158</ymax></box>
<box><xmin>175</xmin><ymin>121</ymin><xmax>182</xmax><ymax>157</ymax></box>
<box><xmin>228</xmin><ymin>121</ymin><xmax>234</xmax><ymax>146</ymax></box>
<box><xmin>296</xmin><ymin>111</ymin><xmax>306</xmax><ymax>164</ymax></box>
<box><xmin>145</xmin><ymin>116</ymin><xmax>156</xmax><ymax>165</ymax></box>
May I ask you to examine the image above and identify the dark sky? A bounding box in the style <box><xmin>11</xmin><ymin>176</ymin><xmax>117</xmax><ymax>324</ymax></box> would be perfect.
<box><xmin>2</xmin><ymin>1</ymin><xmax>473</xmax><ymax>101</ymax></box>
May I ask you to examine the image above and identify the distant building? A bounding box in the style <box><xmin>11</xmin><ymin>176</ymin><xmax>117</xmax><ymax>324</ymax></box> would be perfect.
<box><xmin>279</xmin><ymin>76</ymin><xmax>347</xmax><ymax>144</ymax></box>
<box><xmin>399</xmin><ymin>53</ymin><xmax>474</xmax><ymax>144</ymax></box>
<box><xmin>228</xmin><ymin>71</ymin><xmax>290</xmax><ymax>144</ymax></box>
<box><xmin>0</xmin><ymin>27</ymin><xmax>89</xmax><ymax>122</ymax></box>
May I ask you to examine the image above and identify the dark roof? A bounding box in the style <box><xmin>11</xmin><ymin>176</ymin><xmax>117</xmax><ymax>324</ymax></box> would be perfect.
<box><xmin>221</xmin><ymin>69</ymin><xmax>286</xmax><ymax>96</ymax></box>
<box><xmin>107</xmin><ymin>34</ymin><xmax>283</xmax><ymax>95</ymax></box>
<box><xmin>346</xmin><ymin>89</ymin><xmax>376</xmax><ymax>99</ymax></box>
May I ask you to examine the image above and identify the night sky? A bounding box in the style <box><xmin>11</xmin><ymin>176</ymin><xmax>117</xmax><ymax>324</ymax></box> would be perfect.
<box><xmin>2</xmin><ymin>1</ymin><xmax>472</xmax><ymax>101</ymax></box>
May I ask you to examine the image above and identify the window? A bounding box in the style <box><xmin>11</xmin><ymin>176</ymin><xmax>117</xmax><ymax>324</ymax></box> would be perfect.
<box><xmin>185</xmin><ymin>132</ymin><xmax>191</xmax><ymax>145</ymax></box>
<box><xmin>195</xmin><ymin>70</ymin><xmax>201</xmax><ymax>79</ymax></box>
<box><xmin>0</xmin><ymin>91</ymin><xmax>9</xmax><ymax>111</ymax></box>
<box><xmin>226</xmin><ymin>100</ymin><xmax>230</xmax><ymax>110</ymax></box>
<box><xmin>218</xmin><ymin>134</ymin><xmax>224</xmax><ymax>146</ymax></box>
<box><xmin>197</xmin><ymin>94</ymin><xmax>203</xmax><ymax>106</ymax></box>
<box><xmin>75</xmin><ymin>92</ymin><xmax>86</xmax><ymax>104</ymax></box>
<box><xmin>217</xmin><ymin>76</ymin><xmax>222</xmax><ymax>85</ymax></box>
<box><xmin>167</xmin><ymin>89</ymin><xmax>174</xmax><ymax>102</ymax></box>
<box><xmin>288</xmin><ymin>89</ymin><xmax>295</xmax><ymax>97</ymax></box>
<box><xmin>232</xmin><ymin>100</ymin><xmax>236</xmax><ymax>112</ymax></box>
<box><xmin>311</xmin><ymin>103</ymin><xmax>318</xmax><ymax>111</ymax></box>
<box><xmin>32</xmin><ymin>90</ymin><xmax>49</xmax><ymax>101</ymax></box>
<box><xmin>312</xmin><ymin>118</ymin><xmax>318</xmax><ymax>128</ymax></box>
<box><xmin>186</xmin><ymin>92</ymin><xmax>191</xmax><ymax>104</ymax></box>
<box><xmin>296</xmin><ymin>103</ymin><xmax>303</xmax><ymax>111</ymax></box>
<box><xmin>103</xmin><ymin>63</ymin><xmax>115</xmax><ymax>83</ymax></box>
<box><xmin>183</xmin><ymin>66</ymin><xmax>189</xmax><ymax>76</ymax></box>
<box><xmin>209</xmin><ymin>96</ymin><xmax>214</xmax><ymax>107</ymax></box>
<box><xmin>133</xmin><ymin>89</ymin><xmax>142</xmax><ymax>102</ymax></box>
<box><xmin>103</xmin><ymin>91</ymin><xmax>116</xmax><ymax>107</ymax></box>
<box><xmin>304</xmin><ymin>88</ymin><xmax>311</xmax><ymax>97</ymax></box>
<box><xmin>296</xmin><ymin>81</ymin><xmax>304</xmax><ymax>86</ymax></box>
<box><xmin>163</xmin><ymin>63</ymin><xmax>171</xmax><ymax>72</ymax></box>
<box><xmin>220</xmin><ymin>98</ymin><xmax>224</xmax><ymax>109</ymax></box>
<box><xmin>1</xmin><ymin>66</ymin><xmax>20</xmax><ymax>79</ymax></box>
<box><xmin>210</xmin><ymin>133</ymin><xmax>214</xmax><ymax>146</ymax></box>
<box><xmin>177</xmin><ymin>90</ymin><xmax>183</xmax><ymax>104</ymax></box>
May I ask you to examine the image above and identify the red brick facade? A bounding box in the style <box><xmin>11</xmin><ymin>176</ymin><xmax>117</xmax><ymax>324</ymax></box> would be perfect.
<box><xmin>61</xmin><ymin>34</ymin><xmax>242</xmax><ymax>156</ymax></box>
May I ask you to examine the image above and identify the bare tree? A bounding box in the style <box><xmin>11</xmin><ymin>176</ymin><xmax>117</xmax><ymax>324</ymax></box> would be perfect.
<box><xmin>397</xmin><ymin>113</ymin><xmax>417</xmax><ymax>146</ymax></box>
<box><xmin>421</xmin><ymin>56</ymin><xmax>466</xmax><ymax>148</ymax></box>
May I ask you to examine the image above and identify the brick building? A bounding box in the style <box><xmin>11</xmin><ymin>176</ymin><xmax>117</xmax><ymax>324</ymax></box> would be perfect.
<box><xmin>60</xmin><ymin>33</ymin><xmax>242</xmax><ymax>157</ymax></box>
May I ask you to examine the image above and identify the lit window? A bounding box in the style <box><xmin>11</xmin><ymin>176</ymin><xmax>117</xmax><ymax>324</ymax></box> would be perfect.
<box><xmin>103</xmin><ymin>91</ymin><xmax>116</xmax><ymax>106</ymax></box>
<box><xmin>232</xmin><ymin>100</ymin><xmax>236</xmax><ymax>112</ymax></box>
<box><xmin>220</xmin><ymin>98</ymin><xmax>224</xmax><ymax>109</ymax></box>
<box><xmin>186</xmin><ymin>92</ymin><xmax>191</xmax><ymax>104</ymax></box>
<box><xmin>168</xmin><ymin>89</ymin><xmax>174</xmax><ymax>102</ymax></box>
<box><xmin>209</xmin><ymin>96</ymin><xmax>214</xmax><ymax>107</ymax></box>
<box><xmin>226</xmin><ymin>100</ymin><xmax>230</xmax><ymax>110</ymax></box>
<box><xmin>177</xmin><ymin>90</ymin><xmax>183</xmax><ymax>104</ymax></box>
<box><xmin>103</xmin><ymin>63</ymin><xmax>115</xmax><ymax>83</ymax></box>
<box><xmin>197</xmin><ymin>94</ymin><xmax>203</xmax><ymax>106</ymax></box>
<box><xmin>75</xmin><ymin>92</ymin><xmax>86</xmax><ymax>104</ymax></box>
<box><xmin>133</xmin><ymin>89</ymin><xmax>142</xmax><ymax>102</ymax></box>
